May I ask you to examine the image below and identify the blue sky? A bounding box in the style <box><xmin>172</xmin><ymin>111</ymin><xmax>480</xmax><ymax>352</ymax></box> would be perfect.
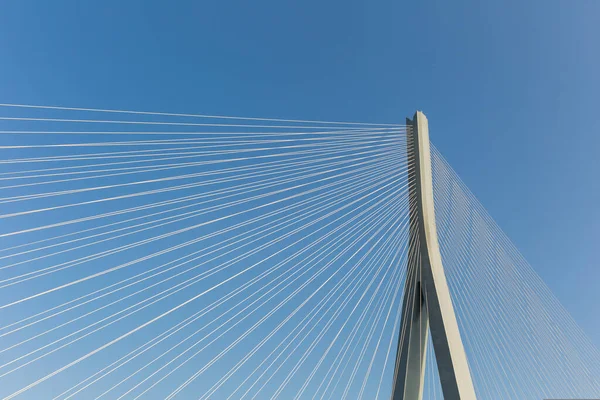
<box><xmin>0</xmin><ymin>0</ymin><xmax>599</xmax><ymax>389</ymax></box>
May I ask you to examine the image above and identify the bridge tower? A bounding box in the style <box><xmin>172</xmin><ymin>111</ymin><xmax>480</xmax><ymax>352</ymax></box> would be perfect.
<box><xmin>391</xmin><ymin>112</ymin><xmax>477</xmax><ymax>400</ymax></box>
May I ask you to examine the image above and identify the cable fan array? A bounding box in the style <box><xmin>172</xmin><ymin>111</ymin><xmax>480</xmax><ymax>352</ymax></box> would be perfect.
<box><xmin>432</xmin><ymin>146</ymin><xmax>600</xmax><ymax>399</ymax></box>
<box><xmin>0</xmin><ymin>104</ymin><xmax>412</xmax><ymax>399</ymax></box>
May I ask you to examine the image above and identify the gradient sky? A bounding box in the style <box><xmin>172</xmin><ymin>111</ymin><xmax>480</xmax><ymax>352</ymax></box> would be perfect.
<box><xmin>0</xmin><ymin>0</ymin><xmax>598</xmax><ymax>349</ymax></box>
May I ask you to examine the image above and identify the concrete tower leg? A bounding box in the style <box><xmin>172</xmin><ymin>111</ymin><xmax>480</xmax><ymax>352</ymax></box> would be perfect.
<box><xmin>391</xmin><ymin>112</ymin><xmax>477</xmax><ymax>400</ymax></box>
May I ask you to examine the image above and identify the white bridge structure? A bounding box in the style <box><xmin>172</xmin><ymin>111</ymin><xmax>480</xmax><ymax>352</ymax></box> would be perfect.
<box><xmin>392</xmin><ymin>112</ymin><xmax>476</xmax><ymax>400</ymax></box>
<box><xmin>0</xmin><ymin>104</ymin><xmax>598</xmax><ymax>399</ymax></box>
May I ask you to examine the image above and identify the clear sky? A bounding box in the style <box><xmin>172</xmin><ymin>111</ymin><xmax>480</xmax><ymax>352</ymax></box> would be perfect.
<box><xmin>0</xmin><ymin>0</ymin><xmax>598</xmax><ymax>371</ymax></box>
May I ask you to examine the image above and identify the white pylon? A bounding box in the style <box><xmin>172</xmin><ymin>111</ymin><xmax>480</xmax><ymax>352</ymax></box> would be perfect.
<box><xmin>391</xmin><ymin>111</ymin><xmax>477</xmax><ymax>400</ymax></box>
